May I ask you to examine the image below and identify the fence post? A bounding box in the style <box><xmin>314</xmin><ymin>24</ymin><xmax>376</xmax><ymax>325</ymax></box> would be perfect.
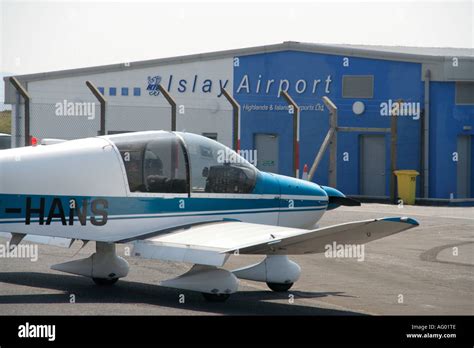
<box><xmin>86</xmin><ymin>81</ymin><xmax>107</xmax><ymax>135</ymax></box>
<box><xmin>9</xmin><ymin>77</ymin><xmax>31</xmax><ymax>146</ymax></box>
<box><xmin>281</xmin><ymin>91</ymin><xmax>300</xmax><ymax>178</ymax></box>
<box><xmin>220</xmin><ymin>88</ymin><xmax>240</xmax><ymax>151</ymax></box>
<box><xmin>323</xmin><ymin>96</ymin><xmax>338</xmax><ymax>188</ymax></box>
<box><xmin>158</xmin><ymin>84</ymin><xmax>177</xmax><ymax>132</ymax></box>
<box><xmin>390</xmin><ymin>102</ymin><xmax>399</xmax><ymax>203</ymax></box>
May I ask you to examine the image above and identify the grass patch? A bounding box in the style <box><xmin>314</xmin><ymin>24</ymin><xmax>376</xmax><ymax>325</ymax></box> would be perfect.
<box><xmin>0</xmin><ymin>110</ymin><xmax>11</xmax><ymax>134</ymax></box>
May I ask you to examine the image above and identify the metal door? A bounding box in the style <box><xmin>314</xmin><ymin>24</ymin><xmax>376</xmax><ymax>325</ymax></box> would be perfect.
<box><xmin>254</xmin><ymin>134</ymin><xmax>279</xmax><ymax>174</ymax></box>
<box><xmin>457</xmin><ymin>135</ymin><xmax>471</xmax><ymax>198</ymax></box>
<box><xmin>360</xmin><ymin>135</ymin><xmax>386</xmax><ymax>196</ymax></box>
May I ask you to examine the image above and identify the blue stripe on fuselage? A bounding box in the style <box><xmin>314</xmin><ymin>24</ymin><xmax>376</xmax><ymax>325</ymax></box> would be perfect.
<box><xmin>0</xmin><ymin>193</ymin><xmax>327</xmax><ymax>223</ymax></box>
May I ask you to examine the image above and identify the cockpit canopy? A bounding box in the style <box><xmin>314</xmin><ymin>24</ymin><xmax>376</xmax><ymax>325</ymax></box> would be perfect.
<box><xmin>107</xmin><ymin>131</ymin><xmax>257</xmax><ymax>194</ymax></box>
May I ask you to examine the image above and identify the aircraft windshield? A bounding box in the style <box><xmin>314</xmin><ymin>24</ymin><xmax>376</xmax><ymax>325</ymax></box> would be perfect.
<box><xmin>110</xmin><ymin>132</ymin><xmax>188</xmax><ymax>193</ymax></box>
<box><xmin>109</xmin><ymin>131</ymin><xmax>257</xmax><ymax>194</ymax></box>
<box><xmin>178</xmin><ymin>132</ymin><xmax>257</xmax><ymax>194</ymax></box>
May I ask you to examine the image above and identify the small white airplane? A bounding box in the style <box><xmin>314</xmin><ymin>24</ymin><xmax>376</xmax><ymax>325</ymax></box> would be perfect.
<box><xmin>0</xmin><ymin>131</ymin><xmax>418</xmax><ymax>301</ymax></box>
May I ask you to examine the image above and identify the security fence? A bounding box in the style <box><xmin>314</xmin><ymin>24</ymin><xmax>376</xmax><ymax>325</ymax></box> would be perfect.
<box><xmin>30</xmin><ymin>102</ymin><xmax>101</xmax><ymax>140</ymax></box>
<box><xmin>8</xmin><ymin>77</ymin><xmax>237</xmax><ymax>148</ymax></box>
<box><xmin>12</xmin><ymin>102</ymin><xmax>234</xmax><ymax>151</ymax></box>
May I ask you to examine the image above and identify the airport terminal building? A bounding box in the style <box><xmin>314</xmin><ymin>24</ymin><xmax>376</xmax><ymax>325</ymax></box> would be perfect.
<box><xmin>3</xmin><ymin>42</ymin><xmax>474</xmax><ymax>200</ymax></box>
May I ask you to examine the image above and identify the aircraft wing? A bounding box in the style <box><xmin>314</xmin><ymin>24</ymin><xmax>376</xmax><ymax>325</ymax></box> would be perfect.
<box><xmin>130</xmin><ymin>217</ymin><xmax>418</xmax><ymax>267</ymax></box>
<box><xmin>0</xmin><ymin>232</ymin><xmax>74</xmax><ymax>248</ymax></box>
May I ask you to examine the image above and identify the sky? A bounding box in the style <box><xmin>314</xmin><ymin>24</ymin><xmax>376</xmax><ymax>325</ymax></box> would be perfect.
<box><xmin>0</xmin><ymin>0</ymin><xmax>473</xmax><ymax>77</ymax></box>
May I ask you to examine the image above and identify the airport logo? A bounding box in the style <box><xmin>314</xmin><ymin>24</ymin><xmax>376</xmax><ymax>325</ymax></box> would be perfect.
<box><xmin>236</xmin><ymin>74</ymin><xmax>333</xmax><ymax>97</ymax></box>
<box><xmin>150</xmin><ymin>74</ymin><xmax>230</xmax><ymax>97</ymax></box>
<box><xmin>380</xmin><ymin>99</ymin><xmax>421</xmax><ymax>120</ymax></box>
<box><xmin>324</xmin><ymin>242</ymin><xmax>365</xmax><ymax>262</ymax></box>
<box><xmin>55</xmin><ymin>100</ymin><xmax>95</xmax><ymax>120</ymax></box>
<box><xmin>147</xmin><ymin>75</ymin><xmax>162</xmax><ymax>96</ymax></box>
<box><xmin>0</xmin><ymin>242</ymin><xmax>38</xmax><ymax>262</ymax></box>
<box><xmin>18</xmin><ymin>322</ymin><xmax>56</xmax><ymax>341</ymax></box>
<box><xmin>143</xmin><ymin>73</ymin><xmax>333</xmax><ymax>99</ymax></box>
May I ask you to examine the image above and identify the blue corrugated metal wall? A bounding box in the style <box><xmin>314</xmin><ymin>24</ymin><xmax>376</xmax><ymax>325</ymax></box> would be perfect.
<box><xmin>234</xmin><ymin>50</ymin><xmax>427</xmax><ymax>197</ymax></box>
<box><xmin>429</xmin><ymin>82</ymin><xmax>474</xmax><ymax>198</ymax></box>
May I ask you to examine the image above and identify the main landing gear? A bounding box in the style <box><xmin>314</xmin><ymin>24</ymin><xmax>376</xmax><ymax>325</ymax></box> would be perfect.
<box><xmin>201</xmin><ymin>293</ymin><xmax>231</xmax><ymax>302</ymax></box>
<box><xmin>266</xmin><ymin>282</ymin><xmax>294</xmax><ymax>292</ymax></box>
<box><xmin>92</xmin><ymin>277</ymin><xmax>119</xmax><ymax>286</ymax></box>
<box><xmin>51</xmin><ymin>242</ymin><xmax>129</xmax><ymax>285</ymax></box>
<box><xmin>232</xmin><ymin>255</ymin><xmax>301</xmax><ymax>294</ymax></box>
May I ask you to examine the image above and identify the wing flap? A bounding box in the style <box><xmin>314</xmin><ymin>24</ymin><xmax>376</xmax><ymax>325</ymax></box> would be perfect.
<box><xmin>132</xmin><ymin>239</ymin><xmax>230</xmax><ymax>266</ymax></box>
<box><xmin>229</xmin><ymin>217</ymin><xmax>418</xmax><ymax>255</ymax></box>
<box><xmin>130</xmin><ymin>221</ymin><xmax>299</xmax><ymax>266</ymax></box>
<box><xmin>130</xmin><ymin>217</ymin><xmax>418</xmax><ymax>266</ymax></box>
<box><xmin>0</xmin><ymin>232</ymin><xmax>74</xmax><ymax>248</ymax></box>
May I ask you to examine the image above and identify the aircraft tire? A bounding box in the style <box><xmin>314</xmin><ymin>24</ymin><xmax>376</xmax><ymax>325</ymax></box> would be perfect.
<box><xmin>201</xmin><ymin>293</ymin><xmax>231</xmax><ymax>302</ymax></box>
<box><xmin>267</xmin><ymin>282</ymin><xmax>293</xmax><ymax>292</ymax></box>
<box><xmin>92</xmin><ymin>277</ymin><xmax>119</xmax><ymax>286</ymax></box>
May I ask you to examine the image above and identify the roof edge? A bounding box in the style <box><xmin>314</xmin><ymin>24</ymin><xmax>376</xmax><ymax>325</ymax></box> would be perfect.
<box><xmin>7</xmin><ymin>41</ymin><xmax>469</xmax><ymax>84</ymax></box>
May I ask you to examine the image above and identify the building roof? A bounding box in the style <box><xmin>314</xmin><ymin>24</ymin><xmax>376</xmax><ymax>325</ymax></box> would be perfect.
<box><xmin>4</xmin><ymin>41</ymin><xmax>474</xmax><ymax>103</ymax></box>
<box><xmin>311</xmin><ymin>43</ymin><xmax>473</xmax><ymax>58</ymax></box>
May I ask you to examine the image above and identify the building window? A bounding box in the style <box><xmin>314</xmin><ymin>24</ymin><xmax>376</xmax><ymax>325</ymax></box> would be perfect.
<box><xmin>98</xmin><ymin>87</ymin><xmax>105</xmax><ymax>95</ymax></box>
<box><xmin>121</xmin><ymin>87</ymin><xmax>129</xmax><ymax>96</ymax></box>
<box><xmin>455</xmin><ymin>82</ymin><xmax>474</xmax><ymax>105</ymax></box>
<box><xmin>342</xmin><ymin>75</ymin><xmax>374</xmax><ymax>98</ymax></box>
<box><xmin>202</xmin><ymin>132</ymin><xmax>218</xmax><ymax>141</ymax></box>
<box><xmin>109</xmin><ymin>87</ymin><xmax>117</xmax><ymax>96</ymax></box>
<box><xmin>133</xmin><ymin>87</ymin><xmax>141</xmax><ymax>96</ymax></box>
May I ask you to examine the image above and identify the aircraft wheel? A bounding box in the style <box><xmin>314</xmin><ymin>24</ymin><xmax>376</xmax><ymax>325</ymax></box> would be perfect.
<box><xmin>267</xmin><ymin>282</ymin><xmax>293</xmax><ymax>292</ymax></box>
<box><xmin>92</xmin><ymin>277</ymin><xmax>119</xmax><ymax>286</ymax></box>
<box><xmin>201</xmin><ymin>293</ymin><xmax>231</xmax><ymax>302</ymax></box>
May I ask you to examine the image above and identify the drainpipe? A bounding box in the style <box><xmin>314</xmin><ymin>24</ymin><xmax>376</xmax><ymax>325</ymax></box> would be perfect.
<box><xmin>423</xmin><ymin>69</ymin><xmax>431</xmax><ymax>198</ymax></box>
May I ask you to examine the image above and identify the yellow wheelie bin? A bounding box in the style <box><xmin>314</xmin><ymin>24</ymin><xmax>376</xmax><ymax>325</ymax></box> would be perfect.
<box><xmin>394</xmin><ymin>170</ymin><xmax>419</xmax><ymax>205</ymax></box>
